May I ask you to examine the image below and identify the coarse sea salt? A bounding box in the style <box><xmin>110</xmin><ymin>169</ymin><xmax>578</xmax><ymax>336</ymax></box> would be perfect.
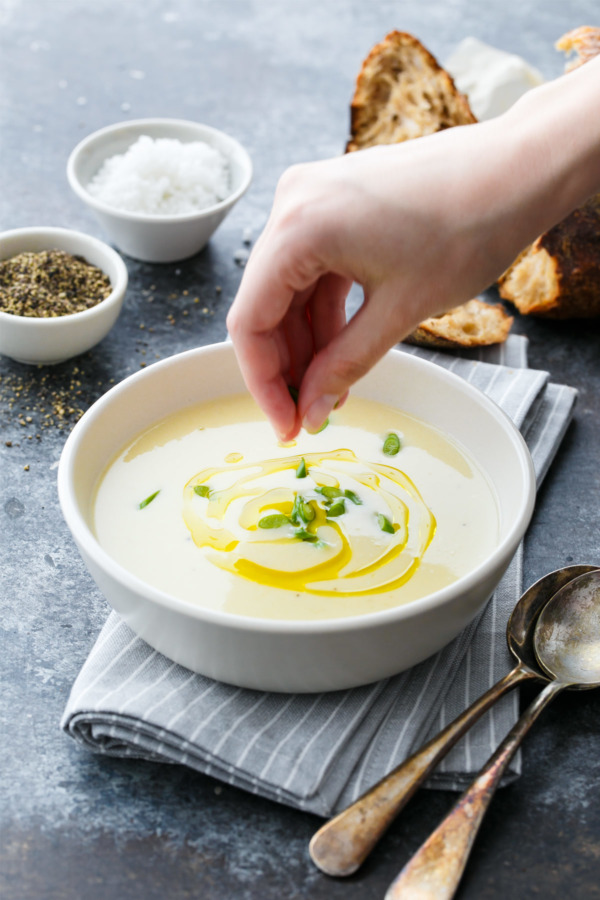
<box><xmin>87</xmin><ymin>135</ymin><xmax>230</xmax><ymax>216</ymax></box>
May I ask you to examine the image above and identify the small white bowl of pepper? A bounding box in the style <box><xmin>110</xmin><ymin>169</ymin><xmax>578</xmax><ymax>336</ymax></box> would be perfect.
<box><xmin>0</xmin><ymin>226</ymin><xmax>128</xmax><ymax>365</ymax></box>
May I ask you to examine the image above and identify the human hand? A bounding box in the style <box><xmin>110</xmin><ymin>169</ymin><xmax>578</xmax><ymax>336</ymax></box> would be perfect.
<box><xmin>227</xmin><ymin>63</ymin><xmax>600</xmax><ymax>441</ymax></box>
<box><xmin>227</xmin><ymin>129</ymin><xmax>509</xmax><ymax>439</ymax></box>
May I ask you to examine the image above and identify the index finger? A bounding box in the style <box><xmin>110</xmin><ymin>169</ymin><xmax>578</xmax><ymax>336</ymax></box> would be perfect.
<box><xmin>227</xmin><ymin>239</ymin><xmax>319</xmax><ymax>440</ymax></box>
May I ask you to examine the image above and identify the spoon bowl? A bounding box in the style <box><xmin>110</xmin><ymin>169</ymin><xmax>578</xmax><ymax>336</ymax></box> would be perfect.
<box><xmin>535</xmin><ymin>570</ymin><xmax>600</xmax><ymax>687</ymax></box>
<box><xmin>506</xmin><ymin>564</ymin><xmax>598</xmax><ymax>671</ymax></box>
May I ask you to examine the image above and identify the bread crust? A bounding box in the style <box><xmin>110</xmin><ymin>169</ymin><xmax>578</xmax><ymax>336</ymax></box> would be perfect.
<box><xmin>405</xmin><ymin>299</ymin><xmax>513</xmax><ymax>348</ymax></box>
<box><xmin>346</xmin><ymin>31</ymin><xmax>476</xmax><ymax>153</ymax></box>
<box><xmin>499</xmin><ymin>194</ymin><xmax>600</xmax><ymax>318</ymax></box>
<box><xmin>498</xmin><ymin>28</ymin><xmax>600</xmax><ymax>318</ymax></box>
<box><xmin>556</xmin><ymin>26</ymin><xmax>600</xmax><ymax>70</ymax></box>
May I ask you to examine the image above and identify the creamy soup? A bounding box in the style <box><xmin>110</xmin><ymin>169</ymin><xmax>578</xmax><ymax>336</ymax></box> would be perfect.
<box><xmin>93</xmin><ymin>394</ymin><xmax>499</xmax><ymax>620</ymax></box>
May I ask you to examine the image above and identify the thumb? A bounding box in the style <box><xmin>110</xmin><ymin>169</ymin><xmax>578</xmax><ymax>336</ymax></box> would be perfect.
<box><xmin>297</xmin><ymin>287</ymin><xmax>419</xmax><ymax>431</ymax></box>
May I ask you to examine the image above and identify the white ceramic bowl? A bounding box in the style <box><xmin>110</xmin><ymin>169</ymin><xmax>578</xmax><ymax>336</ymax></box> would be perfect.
<box><xmin>58</xmin><ymin>342</ymin><xmax>535</xmax><ymax>692</ymax></box>
<box><xmin>0</xmin><ymin>227</ymin><xmax>128</xmax><ymax>365</ymax></box>
<box><xmin>67</xmin><ymin>118</ymin><xmax>253</xmax><ymax>263</ymax></box>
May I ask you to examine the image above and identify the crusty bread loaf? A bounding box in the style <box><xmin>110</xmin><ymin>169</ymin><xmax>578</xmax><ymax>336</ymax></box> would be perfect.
<box><xmin>498</xmin><ymin>27</ymin><xmax>600</xmax><ymax>318</ymax></box>
<box><xmin>556</xmin><ymin>26</ymin><xmax>600</xmax><ymax>70</ymax></box>
<box><xmin>498</xmin><ymin>194</ymin><xmax>600</xmax><ymax>318</ymax></box>
<box><xmin>405</xmin><ymin>299</ymin><xmax>513</xmax><ymax>348</ymax></box>
<box><xmin>346</xmin><ymin>31</ymin><xmax>476</xmax><ymax>153</ymax></box>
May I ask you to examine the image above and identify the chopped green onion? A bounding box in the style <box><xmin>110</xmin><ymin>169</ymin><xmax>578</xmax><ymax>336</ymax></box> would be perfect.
<box><xmin>295</xmin><ymin>528</ymin><xmax>319</xmax><ymax>543</ymax></box>
<box><xmin>258</xmin><ymin>514</ymin><xmax>291</xmax><ymax>529</ymax></box>
<box><xmin>291</xmin><ymin>494</ymin><xmax>315</xmax><ymax>526</ymax></box>
<box><xmin>193</xmin><ymin>484</ymin><xmax>210</xmax><ymax>498</ymax></box>
<box><xmin>295</xmin><ymin>457</ymin><xmax>307</xmax><ymax>479</ymax></box>
<box><xmin>315</xmin><ymin>486</ymin><xmax>343</xmax><ymax>500</ymax></box>
<box><xmin>290</xmin><ymin>494</ymin><xmax>302</xmax><ymax>525</ymax></box>
<box><xmin>316</xmin><ymin>417</ymin><xmax>329</xmax><ymax>433</ymax></box>
<box><xmin>383</xmin><ymin>432</ymin><xmax>401</xmax><ymax>456</ymax></box>
<box><xmin>377</xmin><ymin>513</ymin><xmax>395</xmax><ymax>534</ymax></box>
<box><xmin>344</xmin><ymin>489</ymin><xmax>362</xmax><ymax>505</ymax></box>
<box><xmin>138</xmin><ymin>490</ymin><xmax>160</xmax><ymax>510</ymax></box>
<box><xmin>301</xmin><ymin>500</ymin><xmax>315</xmax><ymax>523</ymax></box>
<box><xmin>327</xmin><ymin>499</ymin><xmax>346</xmax><ymax>518</ymax></box>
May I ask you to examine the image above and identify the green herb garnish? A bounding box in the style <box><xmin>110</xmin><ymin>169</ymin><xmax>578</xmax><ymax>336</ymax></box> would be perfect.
<box><xmin>291</xmin><ymin>493</ymin><xmax>315</xmax><ymax>526</ymax></box>
<box><xmin>383</xmin><ymin>432</ymin><xmax>401</xmax><ymax>456</ymax></box>
<box><xmin>327</xmin><ymin>499</ymin><xmax>346</xmax><ymax>518</ymax></box>
<box><xmin>290</xmin><ymin>494</ymin><xmax>303</xmax><ymax>525</ymax></box>
<box><xmin>377</xmin><ymin>513</ymin><xmax>395</xmax><ymax>534</ymax></box>
<box><xmin>138</xmin><ymin>490</ymin><xmax>160</xmax><ymax>510</ymax></box>
<box><xmin>295</xmin><ymin>528</ymin><xmax>319</xmax><ymax>543</ymax></box>
<box><xmin>258</xmin><ymin>513</ymin><xmax>291</xmax><ymax>529</ymax></box>
<box><xmin>344</xmin><ymin>489</ymin><xmax>362</xmax><ymax>505</ymax></box>
<box><xmin>316</xmin><ymin>418</ymin><xmax>329</xmax><ymax>433</ymax></box>
<box><xmin>295</xmin><ymin>458</ymin><xmax>307</xmax><ymax>479</ymax></box>
<box><xmin>302</xmin><ymin>501</ymin><xmax>316</xmax><ymax>522</ymax></box>
<box><xmin>315</xmin><ymin>486</ymin><xmax>343</xmax><ymax>501</ymax></box>
<box><xmin>193</xmin><ymin>485</ymin><xmax>210</xmax><ymax>498</ymax></box>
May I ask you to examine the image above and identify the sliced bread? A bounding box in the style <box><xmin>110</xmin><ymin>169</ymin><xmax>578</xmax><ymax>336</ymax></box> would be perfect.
<box><xmin>346</xmin><ymin>30</ymin><xmax>476</xmax><ymax>153</ymax></box>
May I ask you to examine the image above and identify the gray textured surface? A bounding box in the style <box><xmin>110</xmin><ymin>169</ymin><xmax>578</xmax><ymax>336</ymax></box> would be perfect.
<box><xmin>1</xmin><ymin>1</ymin><xmax>600</xmax><ymax>897</ymax></box>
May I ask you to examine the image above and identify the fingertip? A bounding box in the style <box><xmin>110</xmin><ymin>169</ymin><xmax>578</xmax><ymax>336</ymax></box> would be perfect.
<box><xmin>261</xmin><ymin>381</ymin><xmax>301</xmax><ymax>443</ymax></box>
<box><xmin>275</xmin><ymin>409</ymin><xmax>301</xmax><ymax>443</ymax></box>
<box><xmin>301</xmin><ymin>393</ymin><xmax>339</xmax><ymax>433</ymax></box>
<box><xmin>277</xmin><ymin>422</ymin><xmax>300</xmax><ymax>443</ymax></box>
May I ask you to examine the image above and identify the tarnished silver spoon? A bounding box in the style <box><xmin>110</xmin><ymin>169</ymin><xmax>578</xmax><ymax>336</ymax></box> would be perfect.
<box><xmin>386</xmin><ymin>568</ymin><xmax>600</xmax><ymax>900</ymax></box>
<box><xmin>310</xmin><ymin>565</ymin><xmax>597</xmax><ymax>877</ymax></box>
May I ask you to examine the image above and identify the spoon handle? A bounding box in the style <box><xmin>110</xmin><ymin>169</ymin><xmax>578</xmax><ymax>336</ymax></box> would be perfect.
<box><xmin>309</xmin><ymin>663</ymin><xmax>535</xmax><ymax>877</ymax></box>
<box><xmin>385</xmin><ymin>679</ymin><xmax>565</xmax><ymax>900</ymax></box>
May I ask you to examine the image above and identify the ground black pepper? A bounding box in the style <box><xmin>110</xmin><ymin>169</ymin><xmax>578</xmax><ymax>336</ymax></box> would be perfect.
<box><xmin>0</xmin><ymin>249</ymin><xmax>112</xmax><ymax>317</ymax></box>
<box><xmin>0</xmin><ymin>364</ymin><xmax>99</xmax><ymax>436</ymax></box>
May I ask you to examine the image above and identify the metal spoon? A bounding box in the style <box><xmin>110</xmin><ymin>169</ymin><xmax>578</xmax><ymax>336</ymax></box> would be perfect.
<box><xmin>385</xmin><ymin>568</ymin><xmax>600</xmax><ymax>900</ymax></box>
<box><xmin>309</xmin><ymin>565</ymin><xmax>597</xmax><ymax>877</ymax></box>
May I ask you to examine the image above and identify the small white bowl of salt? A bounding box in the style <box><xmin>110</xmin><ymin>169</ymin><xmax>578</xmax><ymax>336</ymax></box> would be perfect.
<box><xmin>67</xmin><ymin>118</ymin><xmax>252</xmax><ymax>263</ymax></box>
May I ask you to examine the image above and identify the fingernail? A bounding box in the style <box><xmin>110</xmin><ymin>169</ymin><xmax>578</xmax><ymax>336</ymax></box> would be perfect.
<box><xmin>303</xmin><ymin>394</ymin><xmax>338</xmax><ymax>434</ymax></box>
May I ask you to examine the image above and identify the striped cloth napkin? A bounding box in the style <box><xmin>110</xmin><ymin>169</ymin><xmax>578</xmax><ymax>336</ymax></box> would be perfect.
<box><xmin>61</xmin><ymin>335</ymin><xmax>577</xmax><ymax>817</ymax></box>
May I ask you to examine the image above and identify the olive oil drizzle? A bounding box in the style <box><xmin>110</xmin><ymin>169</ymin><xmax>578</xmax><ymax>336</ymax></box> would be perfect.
<box><xmin>182</xmin><ymin>449</ymin><xmax>436</xmax><ymax>596</ymax></box>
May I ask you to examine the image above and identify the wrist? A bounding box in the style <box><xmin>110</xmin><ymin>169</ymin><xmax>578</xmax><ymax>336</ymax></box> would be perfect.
<box><xmin>501</xmin><ymin>56</ymin><xmax>600</xmax><ymax>233</ymax></box>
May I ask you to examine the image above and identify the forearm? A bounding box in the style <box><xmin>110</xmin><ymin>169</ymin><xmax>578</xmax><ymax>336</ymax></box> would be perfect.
<box><xmin>495</xmin><ymin>54</ymin><xmax>600</xmax><ymax>245</ymax></box>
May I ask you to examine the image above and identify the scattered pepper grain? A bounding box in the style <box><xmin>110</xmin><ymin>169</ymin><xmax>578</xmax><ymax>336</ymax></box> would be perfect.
<box><xmin>0</xmin><ymin>366</ymin><xmax>91</xmax><ymax>436</ymax></box>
